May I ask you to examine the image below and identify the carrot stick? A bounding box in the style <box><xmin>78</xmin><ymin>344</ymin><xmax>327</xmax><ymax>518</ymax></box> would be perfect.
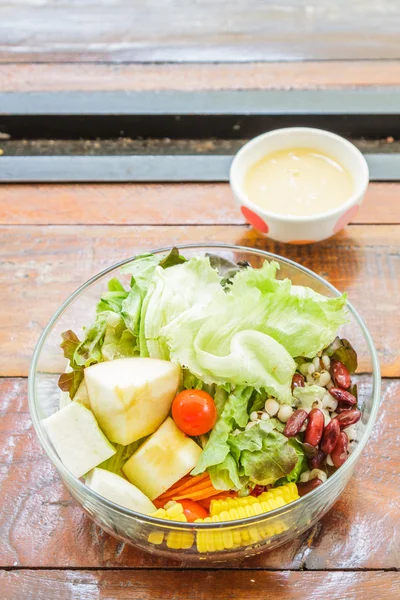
<box><xmin>172</xmin><ymin>485</ymin><xmax>223</xmax><ymax>502</ymax></box>
<box><xmin>166</xmin><ymin>473</ymin><xmax>209</xmax><ymax>494</ymax></box>
<box><xmin>155</xmin><ymin>473</ymin><xmax>211</xmax><ymax>503</ymax></box>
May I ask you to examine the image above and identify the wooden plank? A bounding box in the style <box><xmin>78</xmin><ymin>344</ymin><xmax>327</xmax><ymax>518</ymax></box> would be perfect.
<box><xmin>2</xmin><ymin>62</ymin><xmax>400</xmax><ymax>92</ymax></box>
<box><xmin>1</xmin><ymin>224</ymin><xmax>399</xmax><ymax>377</ymax></box>
<box><xmin>1</xmin><ymin>1</ymin><xmax>400</xmax><ymax>62</ymax></box>
<box><xmin>0</xmin><ymin>183</ymin><xmax>398</xmax><ymax>226</ymax></box>
<box><xmin>1</xmin><ymin>377</ymin><xmax>399</xmax><ymax>570</ymax></box>
<box><xmin>1</xmin><ymin>570</ymin><xmax>399</xmax><ymax>600</ymax></box>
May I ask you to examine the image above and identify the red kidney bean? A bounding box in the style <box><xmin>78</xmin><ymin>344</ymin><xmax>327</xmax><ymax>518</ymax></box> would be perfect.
<box><xmin>331</xmin><ymin>431</ymin><xmax>349</xmax><ymax>467</ymax></box>
<box><xmin>251</xmin><ymin>485</ymin><xmax>269</xmax><ymax>497</ymax></box>
<box><xmin>336</xmin><ymin>402</ymin><xmax>355</xmax><ymax>413</ymax></box>
<box><xmin>284</xmin><ymin>409</ymin><xmax>308</xmax><ymax>437</ymax></box>
<box><xmin>298</xmin><ymin>478</ymin><xmax>323</xmax><ymax>496</ymax></box>
<box><xmin>304</xmin><ymin>408</ymin><xmax>325</xmax><ymax>446</ymax></box>
<box><xmin>330</xmin><ymin>360</ymin><xmax>351</xmax><ymax>390</ymax></box>
<box><xmin>308</xmin><ymin>450</ymin><xmax>326</xmax><ymax>470</ymax></box>
<box><xmin>335</xmin><ymin>409</ymin><xmax>361</xmax><ymax>429</ymax></box>
<box><xmin>321</xmin><ymin>418</ymin><xmax>341</xmax><ymax>454</ymax></box>
<box><xmin>328</xmin><ymin>388</ymin><xmax>357</xmax><ymax>406</ymax></box>
<box><xmin>292</xmin><ymin>373</ymin><xmax>305</xmax><ymax>391</ymax></box>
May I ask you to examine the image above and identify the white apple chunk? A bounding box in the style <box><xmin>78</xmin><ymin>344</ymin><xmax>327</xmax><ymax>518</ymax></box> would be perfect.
<box><xmin>84</xmin><ymin>358</ymin><xmax>181</xmax><ymax>445</ymax></box>
<box><xmin>85</xmin><ymin>468</ymin><xmax>156</xmax><ymax>514</ymax></box>
<box><xmin>123</xmin><ymin>417</ymin><xmax>202</xmax><ymax>500</ymax></box>
<box><xmin>73</xmin><ymin>379</ymin><xmax>91</xmax><ymax>409</ymax></box>
<box><xmin>42</xmin><ymin>402</ymin><xmax>116</xmax><ymax>478</ymax></box>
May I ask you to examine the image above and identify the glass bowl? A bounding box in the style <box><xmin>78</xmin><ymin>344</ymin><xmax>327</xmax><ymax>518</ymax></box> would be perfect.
<box><xmin>28</xmin><ymin>244</ymin><xmax>380</xmax><ymax>562</ymax></box>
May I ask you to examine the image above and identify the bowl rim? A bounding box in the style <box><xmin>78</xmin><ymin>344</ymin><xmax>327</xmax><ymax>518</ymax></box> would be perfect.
<box><xmin>229</xmin><ymin>127</ymin><xmax>370</xmax><ymax>224</ymax></box>
<box><xmin>28</xmin><ymin>243</ymin><xmax>381</xmax><ymax>530</ymax></box>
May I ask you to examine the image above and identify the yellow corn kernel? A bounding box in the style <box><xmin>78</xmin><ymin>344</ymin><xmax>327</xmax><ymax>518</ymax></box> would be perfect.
<box><xmin>151</xmin><ymin>508</ymin><xmax>167</xmax><ymax>519</ymax></box>
<box><xmin>180</xmin><ymin>532</ymin><xmax>194</xmax><ymax>549</ymax></box>
<box><xmin>249</xmin><ymin>526</ymin><xmax>262</xmax><ymax>542</ymax></box>
<box><xmin>251</xmin><ymin>502</ymin><xmax>263</xmax><ymax>516</ymax></box>
<box><xmin>210</xmin><ymin>499</ymin><xmax>222</xmax><ymax>514</ymax></box>
<box><xmin>166</xmin><ymin>532</ymin><xmax>183</xmax><ymax>549</ymax></box>
<box><xmin>166</xmin><ymin>503</ymin><xmax>185</xmax><ymax>519</ymax></box>
<box><xmin>240</xmin><ymin>528</ymin><xmax>251</xmax><ymax>543</ymax></box>
<box><xmin>236</xmin><ymin>506</ymin><xmax>248</xmax><ymax>520</ymax></box>
<box><xmin>222</xmin><ymin>529</ymin><xmax>234</xmax><ymax>549</ymax></box>
<box><xmin>218</xmin><ymin>510</ymin><xmax>232</xmax><ymax>522</ymax></box>
<box><xmin>148</xmin><ymin>531</ymin><xmax>164</xmax><ymax>545</ymax></box>
<box><xmin>173</xmin><ymin>514</ymin><xmax>188</xmax><ymax>523</ymax></box>
<box><xmin>232</xmin><ymin>529</ymin><xmax>242</xmax><ymax>547</ymax></box>
<box><xmin>210</xmin><ymin>515</ymin><xmax>224</xmax><ymax>551</ymax></box>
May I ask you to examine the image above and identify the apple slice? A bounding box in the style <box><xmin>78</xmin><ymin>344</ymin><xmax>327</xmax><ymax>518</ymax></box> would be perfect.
<box><xmin>42</xmin><ymin>402</ymin><xmax>116</xmax><ymax>478</ymax></box>
<box><xmin>86</xmin><ymin>468</ymin><xmax>156</xmax><ymax>514</ymax></box>
<box><xmin>84</xmin><ymin>358</ymin><xmax>181</xmax><ymax>445</ymax></box>
<box><xmin>123</xmin><ymin>417</ymin><xmax>202</xmax><ymax>500</ymax></box>
<box><xmin>73</xmin><ymin>379</ymin><xmax>91</xmax><ymax>409</ymax></box>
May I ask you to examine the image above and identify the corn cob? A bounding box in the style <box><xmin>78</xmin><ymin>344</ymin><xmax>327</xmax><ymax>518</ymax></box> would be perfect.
<box><xmin>195</xmin><ymin>483</ymin><xmax>299</xmax><ymax>553</ymax></box>
<box><xmin>209</xmin><ymin>483</ymin><xmax>299</xmax><ymax>517</ymax></box>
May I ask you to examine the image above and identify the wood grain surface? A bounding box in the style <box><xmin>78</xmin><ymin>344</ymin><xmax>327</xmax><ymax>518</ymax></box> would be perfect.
<box><xmin>0</xmin><ymin>183</ymin><xmax>398</xmax><ymax>226</ymax></box>
<box><xmin>2</xmin><ymin>570</ymin><xmax>400</xmax><ymax>600</ymax></box>
<box><xmin>1</xmin><ymin>1</ymin><xmax>400</xmax><ymax>62</ymax></box>
<box><xmin>1</xmin><ymin>377</ymin><xmax>398</xmax><ymax>570</ymax></box>
<box><xmin>1</xmin><ymin>224</ymin><xmax>399</xmax><ymax>377</ymax></box>
<box><xmin>2</xmin><ymin>61</ymin><xmax>400</xmax><ymax>92</ymax></box>
<box><xmin>0</xmin><ymin>33</ymin><xmax>399</xmax><ymax>595</ymax></box>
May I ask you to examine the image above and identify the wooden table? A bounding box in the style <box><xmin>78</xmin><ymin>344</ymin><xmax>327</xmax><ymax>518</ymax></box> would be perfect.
<box><xmin>1</xmin><ymin>7</ymin><xmax>400</xmax><ymax>596</ymax></box>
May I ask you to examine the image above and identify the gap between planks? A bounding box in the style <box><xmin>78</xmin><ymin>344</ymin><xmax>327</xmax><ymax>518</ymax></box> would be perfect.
<box><xmin>1</xmin><ymin>566</ymin><xmax>399</xmax><ymax>572</ymax></box>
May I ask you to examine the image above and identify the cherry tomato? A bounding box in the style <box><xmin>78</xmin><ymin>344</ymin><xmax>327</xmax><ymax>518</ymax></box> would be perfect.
<box><xmin>178</xmin><ymin>499</ymin><xmax>208</xmax><ymax>522</ymax></box>
<box><xmin>172</xmin><ymin>390</ymin><xmax>217</xmax><ymax>436</ymax></box>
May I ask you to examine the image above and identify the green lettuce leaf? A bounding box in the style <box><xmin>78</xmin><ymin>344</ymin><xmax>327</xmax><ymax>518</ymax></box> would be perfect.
<box><xmin>292</xmin><ymin>385</ymin><xmax>326</xmax><ymax>410</ymax></box>
<box><xmin>206</xmin><ymin>253</ymin><xmax>248</xmax><ymax>287</ymax></box>
<box><xmin>275</xmin><ymin>438</ymin><xmax>307</xmax><ymax>485</ymax></box>
<box><xmin>163</xmin><ymin>260</ymin><xmax>347</xmax><ymax>400</ymax></box>
<box><xmin>164</xmin><ymin>292</ymin><xmax>296</xmax><ymax>401</ymax></box>
<box><xmin>191</xmin><ymin>386</ymin><xmax>253</xmax><ymax>475</ymax></box>
<box><xmin>97</xmin><ymin>278</ymin><xmax>129</xmax><ymax>314</ymax></box>
<box><xmin>97</xmin><ymin>440</ymin><xmax>142</xmax><ymax>477</ymax></box>
<box><xmin>208</xmin><ymin>454</ymin><xmax>242</xmax><ymax>491</ymax></box>
<box><xmin>101</xmin><ymin>312</ymin><xmax>138</xmax><ymax>360</ymax></box>
<box><xmin>325</xmin><ymin>337</ymin><xmax>358</xmax><ymax>374</ymax></box>
<box><xmin>158</xmin><ymin>247</ymin><xmax>187</xmax><ymax>269</ymax></box>
<box><xmin>121</xmin><ymin>286</ymin><xmax>142</xmax><ymax>337</ymax></box>
<box><xmin>229</xmin><ymin>421</ymin><xmax>298</xmax><ymax>485</ymax></box>
<box><xmin>142</xmin><ymin>257</ymin><xmax>224</xmax><ymax>360</ymax></box>
<box><xmin>248</xmin><ymin>390</ymin><xmax>267</xmax><ymax>413</ymax></box>
<box><xmin>120</xmin><ymin>254</ymin><xmax>160</xmax><ymax>292</ymax></box>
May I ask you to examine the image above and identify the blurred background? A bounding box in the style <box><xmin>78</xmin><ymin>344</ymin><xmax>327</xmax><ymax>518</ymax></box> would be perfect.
<box><xmin>0</xmin><ymin>0</ymin><xmax>399</xmax><ymax>62</ymax></box>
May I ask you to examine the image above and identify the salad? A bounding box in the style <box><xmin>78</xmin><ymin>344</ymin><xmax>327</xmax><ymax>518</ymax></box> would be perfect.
<box><xmin>43</xmin><ymin>248</ymin><xmax>361</xmax><ymax>534</ymax></box>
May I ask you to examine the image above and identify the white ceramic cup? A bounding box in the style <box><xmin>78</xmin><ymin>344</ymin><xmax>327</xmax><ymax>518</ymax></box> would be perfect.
<box><xmin>229</xmin><ymin>127</ymin><xmax>369</xmax><ymax>244</ymax></box>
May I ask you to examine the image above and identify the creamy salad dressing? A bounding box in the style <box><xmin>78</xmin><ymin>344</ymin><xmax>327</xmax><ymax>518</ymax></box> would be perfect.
<box><xmin>244</xmin><ymin>147</ymin><xmax>354</xmax><ymax>217</ymax></box>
